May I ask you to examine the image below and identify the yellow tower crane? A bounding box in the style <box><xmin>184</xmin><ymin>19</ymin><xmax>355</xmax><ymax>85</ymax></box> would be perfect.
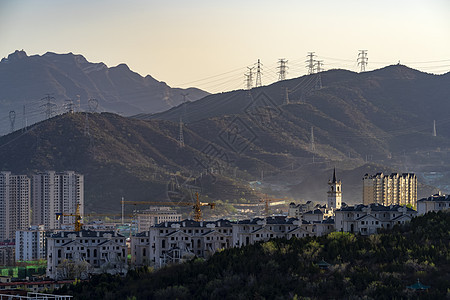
<box><xmin>56</xmin><ymin>203</ymin><xmax>83</xmax><ymax>231</ymax></box>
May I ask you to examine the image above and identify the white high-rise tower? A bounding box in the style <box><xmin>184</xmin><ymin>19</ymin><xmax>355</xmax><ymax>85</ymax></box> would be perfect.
<box><xmin>32</xmin><ymin>171</ymin><xmax>84</xmax><ymax>230</ymax></box>
<box><xmin>0</xmin><ymin>172</ymin><xmax>31</xmax><ymax>241</ymax></box>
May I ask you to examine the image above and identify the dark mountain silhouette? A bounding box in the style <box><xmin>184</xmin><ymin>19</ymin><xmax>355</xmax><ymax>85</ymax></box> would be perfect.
<box><xmin>0</xmin><ymin>50</ymin><xmax>209</xmax><ymax>136</ymax></box>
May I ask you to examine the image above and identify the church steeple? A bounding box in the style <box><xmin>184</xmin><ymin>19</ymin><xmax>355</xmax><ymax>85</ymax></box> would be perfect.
<box><xmin>328</xmin><ymin>168</ymin><xmax>342</xmax><ymax>210</ymax></box>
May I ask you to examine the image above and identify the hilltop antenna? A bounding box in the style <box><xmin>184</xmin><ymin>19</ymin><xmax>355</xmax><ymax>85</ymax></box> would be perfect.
<box><xmin>306</xmin><ymin>52</ymin><xmax>315</xmax><ymax>75</ymax></box>
<box><xmin>9</xmin><ymin>111</ymin><xmax>16</xmax><ymax>133</ymax></box>
<box><xmin>255</xmin><ymin>59</ymin><xmax>263</xmax><ymax>87</ymax></box>
<box><xmin>277</xmin><ymin>59</ymin><xmax>288</xmax><ymax>81</ymax></box>
<box><xmin>40</xmin><ymin>94</ymin><xmax>57</xmax><ymax>119</ymax></box>
<box><xmin>357</xmin><ymin>50</ymin><xmax>368</xmax><ymax>72</ymax></box>
<box><xmin>432</xmin><ymin>120</ymin><xmax>437</xmax><ymax>137</ymax></box>
<box><xmin>311</xmin><ymin>126</ymin><xmax>316</xmax><ymax>151</ymax></box>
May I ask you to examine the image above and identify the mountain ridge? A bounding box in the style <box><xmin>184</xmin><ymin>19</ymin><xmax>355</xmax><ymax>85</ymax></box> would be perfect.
<box><xmin>0</xmin><ymin>50</ymin><xmax>209</xmax><ymax>136</ymax></box>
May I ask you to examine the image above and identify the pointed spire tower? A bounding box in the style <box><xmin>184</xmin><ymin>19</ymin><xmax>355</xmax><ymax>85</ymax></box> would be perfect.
<box><xmin>327</xmin><ymin>168</ymin><xmax>342</xmax><ymax>210</ymax></box>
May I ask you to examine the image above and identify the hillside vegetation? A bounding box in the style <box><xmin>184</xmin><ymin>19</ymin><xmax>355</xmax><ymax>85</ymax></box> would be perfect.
<box><xmin>55</xmin><ymin>211</ymin><xmax>450</xmax><ymax>299</ymax></box>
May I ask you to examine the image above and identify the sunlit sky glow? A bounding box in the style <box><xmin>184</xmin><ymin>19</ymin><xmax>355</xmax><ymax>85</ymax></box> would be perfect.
<box><xmin>1</xmin><ymin>0</ymin><xmax>449</xmax><ymax>93</ymax></box>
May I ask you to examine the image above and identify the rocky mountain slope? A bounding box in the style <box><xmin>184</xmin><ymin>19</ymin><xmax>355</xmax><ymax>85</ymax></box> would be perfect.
<box><xmin>0</xmin><ymin>65</ymin><xmax>448</xmax><ymax>214</ymax></box>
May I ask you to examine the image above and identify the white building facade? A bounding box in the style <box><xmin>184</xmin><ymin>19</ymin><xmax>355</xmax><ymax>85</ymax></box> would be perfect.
<box><xmin>149</xmin><ymin>219</ymin><xmax>233</xmax><ymax>267</ymax></box>
<box><xmin>46</xmin><ymin>230</ymin><xmax>126</xmax><ymax>280</ymax></box>
<box><xmin>15</xmin><ymin>225</ymin><xmax>46</xmax><ymax>262</ymax></box>
<box><xmin>32</xmin><ymin>171</ymin><xmax>84</xmax><ymax>230</ymax></box>
<box><xmin>0</xmin><ymin>172</ymin><xmax>31</xmax><ymax>241</ymax></box>
<box><xmin>417</xmin><ymin>193</ymin><xmax>450</xmax><ymax>215</ymax></box>
<box><xmin>335</xmin><ymin>203</ymin><xmax>417</xmax><ymax>235</ymax></box>
<box><xmin>130</xmin><ymin>231</ymin><xmax>150</xmax><ymax>266</ymax></box>
<box><xmin>232</xmin><ymin>216</ymin><xmax>334</xmax><ymax>247</ymax></box>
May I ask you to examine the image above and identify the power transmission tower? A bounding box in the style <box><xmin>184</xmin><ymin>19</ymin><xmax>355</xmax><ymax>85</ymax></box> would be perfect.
<box><xmin>40</xmin><ymin>94</ymin><xmax>57</xmax><ymax>119</ymax></box>
<box><xmin>284</xmin><ymin>87</ymin><xmax>290</xmax><ymax>104</ymax></box>
<box><xmin>22</xmin><ymin>104</ymin><xmax>27</xmax><ymax>132</ymax></box>
<box><xmin>180</xmin><ymin>92</ymin><xmax>189</xmax><ymax>116</ymax></box>
<box><xmin>178</xmin><ymin>116</ymin><xmax>185</xmax><ymax>148</ymax></box>
<box><xmin>88</xmin><ymin>98</ymin><xmax>98</xmax><ymax>113</ymax></box>
<box><xmin>245</xmin><ymin>67</ymin><xmax>254</xmax><ymax>90</ymax></box>
<box><xmin>306</xmin><ymin>52</ymin><xmax>315</xmax><ymax>75</ymax></box>
<box><xmin>178</xmin><ymin>93</ymin><xmax>188</xmax><ymax>148</ymax></box>
<box><xmin>255</xmin><ymin>59</ymin><xmax>263</xmax><ymax>87</ymax></box>
<box><xmin>9</xmin><ymin>111</ymin><xmax>16</xmax><ymax>133</ymax></box>
<box><xmin>315</xmin><ymin>74</ymin><xmax>323</xmax><ymax>90</ymax></box>
<box><xmin>181</xmin><ymin>93</ymin><xmax>189</xmax><ymax>104</ymax></box>
<box><xmin>311</xmin><ymin>126</ymin><xmax>315</xmax><ymax>151</ymax></box>
<box><xmin>314</xmin><ymin>60</ymin><xmax>323</xmax><ymax>73</ymax></box>
<box><xmin>84</xmin><ymin>112</ymin><xmax>90</xmax><ymax>136</ymax></box>
<box><xmin>357</xmin><ymin>50</ymin><xmax>368</xmax><ymax>72</ymax></box>
<box><xmin>65</xmin><ymin>99</ymin><xmax>74</xmax><ymax>113</ymax></box>
<box><xmin>277</xmin><ymin>59</ymin><xmax>288</xmax><ymax>81</ymax></box>
<box><xmin>432</xmin><ymin>120</ymin><xmax>437</xmax><ymax>137</ymax></box>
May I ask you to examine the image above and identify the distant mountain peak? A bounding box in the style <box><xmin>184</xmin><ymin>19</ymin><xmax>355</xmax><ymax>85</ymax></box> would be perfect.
<box><xmin>1</xmin><ymin>49</ymin><xmax>28</xmax><ymax>63</ymax></box>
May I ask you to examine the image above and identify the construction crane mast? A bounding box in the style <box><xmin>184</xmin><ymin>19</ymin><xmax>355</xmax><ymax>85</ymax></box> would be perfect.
<box><xmin>121</xmin><ymin>192</ymin><xmax>215</xmax><ymax>222</ymax></box>
<box><xmin>259</xmin><ymin>194</ymin><xmax>288</xmax><ymax>217</ymax></box>
<box><xmin>56</xmin><ymin>203</ymin><xmax>83</xmax><ymax>231</ymax></box>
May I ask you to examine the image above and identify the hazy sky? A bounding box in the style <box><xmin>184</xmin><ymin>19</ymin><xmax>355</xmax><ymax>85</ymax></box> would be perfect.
<box><xmin>1</xmin><ymin>0</ymin><xmax>449</xmax><ymax>93</ymax></box>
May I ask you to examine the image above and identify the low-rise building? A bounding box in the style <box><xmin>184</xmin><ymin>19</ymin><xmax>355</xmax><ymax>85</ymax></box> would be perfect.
<box><xmin>46</xmin><ymin>230</ymin><xmax>127</xmax><ymax>279</ymax></box>
<box><xmin>0</xmin><ymin>242</ymin><xmax>15</xmax><ymax>266</ymax></box>
<box><xmin>149</xmin><ymin>219</ymin><xmax>232</xmax><ymax>267</ymax></box>
<box><xmin>288</xmin><ymin>201</ymin><xmax>315</xmax><ymax>218</ymax></box>
<box><xmin>417</xmin><ymin>193</ymin><xmax>450</xmax><ymax>215</ymax></box>
<box><xmin>335</xmin><ymin>203</ymin><xmax>417</xmax><ymax>235</ymax></box>
<box><xmin>136</xmin><ymin>207</ymin><xmax>182</xmax><ymax>233</ymax></box>
<box><xmin>15</xmin><ymin>225</ymin><xmax>46</xmax><ymax>262</ymax></box>
<box><xmin>130</xmin><ymin>231</ymin><xmax>150</xmax><ymax>266</ymax></box>
<box><xmin>232</xmin><ymin>216</ymin><xmax>334</xmax><ymax>247</ymax></box>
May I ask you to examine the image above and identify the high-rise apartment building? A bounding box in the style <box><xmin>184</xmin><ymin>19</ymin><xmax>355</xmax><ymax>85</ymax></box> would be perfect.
<box><xmin>0</xmin><ymin>172</ymin><xmax>31</xmax><ymax>241</ymax></box>
<box><xmin>363</xmin><ymin>173</ymin><xmax>417</xmax><ymax>207</ymax></box>
<box><xmin>32</xmin><ymin>171</ymin><xmax>84</xmax><ymax>230</ymax></box>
